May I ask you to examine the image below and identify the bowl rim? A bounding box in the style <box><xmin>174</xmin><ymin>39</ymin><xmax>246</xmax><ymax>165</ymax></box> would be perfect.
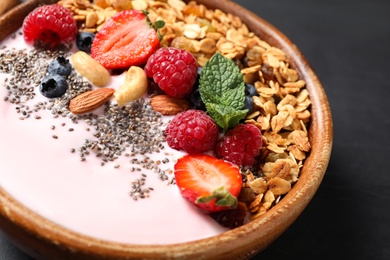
<box><xmin>0</xmin><ymin>0</ymin><xmax>333</xmax><ymax>259</ymax></box>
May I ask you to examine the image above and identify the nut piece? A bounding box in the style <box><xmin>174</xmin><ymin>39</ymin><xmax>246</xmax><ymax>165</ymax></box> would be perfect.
<box><xmin>71</xmin><ymin>51</ymin><xmax>110</xmax><ymax>87</ymax></box>
<box><xmin>150</xmin><ymin>95</ymin><xmax>190</xmax><ymax>115</ymax></box>
<box><xmin>114</xmin><ymin>66</ymin><xmax>148</xmax><ymax>107</ymax></box>
<box><xmin>69</xmin><ymin>88</ymin><xmax>114</xmax><ymax>114</ymax></box>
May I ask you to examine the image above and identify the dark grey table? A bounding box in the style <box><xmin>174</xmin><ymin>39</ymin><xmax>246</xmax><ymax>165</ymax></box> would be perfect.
<box><xmin>1</xmin><ymin>0</ymin><xmax>390</xmax><ymax>259</ymax></box>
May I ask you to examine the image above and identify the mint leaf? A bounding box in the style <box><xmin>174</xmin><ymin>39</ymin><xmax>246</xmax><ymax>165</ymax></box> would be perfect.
<box><xmin>154</xmin><ymin>20</ymin><xmax>165</xmax><ymax>29</ymax></box>
<box><xmin>206</xmin><ymin>103</ymin><xmax>248</xmax><ymax>132</ymax></box>
<box><xmin>199</xmin><ymin>52</ymin><xmax>247</xmax><ymax>131</ymax></box>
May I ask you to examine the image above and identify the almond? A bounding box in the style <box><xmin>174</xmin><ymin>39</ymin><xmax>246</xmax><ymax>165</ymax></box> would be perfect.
<box><xmin>150</xmin><ymin>95</ymin><xmax>190</xmax><ymax>115</ymax></box>
<box><xmin>69</xmin><ymin>88</ymin><xmax>114</xmax><ymax>114</ymax></box>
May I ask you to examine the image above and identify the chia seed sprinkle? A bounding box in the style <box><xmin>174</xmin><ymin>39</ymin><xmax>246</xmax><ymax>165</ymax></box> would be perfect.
<box><xmin>0</xmin><ymin>42</ymin><xmax>176</xmax><ymax>202</ymax></box>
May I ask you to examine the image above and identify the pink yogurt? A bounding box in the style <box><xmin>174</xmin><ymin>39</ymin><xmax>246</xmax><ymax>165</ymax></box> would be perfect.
<box><xmin>0</xmin><ymin>30</ymin><xmax>227</xmax><ymax>244</ymax></box>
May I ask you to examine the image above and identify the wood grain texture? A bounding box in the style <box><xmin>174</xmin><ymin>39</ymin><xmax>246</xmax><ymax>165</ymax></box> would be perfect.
<box><xmin>0</xmin><ymin>0</ymin><xmax>333</xmax><ymax>259</ymax></box>
<box><xmin>0</xmin><ymin>0</ymin><xmax>19</xmax><ymax>17</ymax></box>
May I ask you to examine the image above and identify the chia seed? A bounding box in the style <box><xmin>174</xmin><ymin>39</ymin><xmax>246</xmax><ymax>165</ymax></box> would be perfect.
<box><xmin>0</xmin><ymin>39</ymin><xmax>174</xmax><ymax>202</ymax></box>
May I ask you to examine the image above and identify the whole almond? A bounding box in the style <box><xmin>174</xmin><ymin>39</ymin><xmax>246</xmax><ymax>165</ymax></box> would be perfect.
<box><xmin>150</xmin><ymin>95</ymin><xmax>190</xmax><ymax>115</ymax></box>
<box><xmin>71</xmin><ymin>51</ymin><xmax>110</xmax><ymax>87</ymax></box>
<box><xmin>69</xmin><ymin>88</ymin><xmax>114</xmax><ymax>114</ymax></box>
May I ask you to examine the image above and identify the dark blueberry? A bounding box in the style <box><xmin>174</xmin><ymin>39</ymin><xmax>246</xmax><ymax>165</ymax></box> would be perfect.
<box><xmin>188</xmin><ymin>86</ymin><xmax>206</xmax><ymax>111</ymax></box>
<box><xmin>76</xmin><ymin>32</ymin><xmax>95</xmax><ymax>53</ymax></box>
<box><xmin>245</xmin><ymin>83</ymin><xmax>259</xmax><ymax>97</ymax></box>
<box><xmin>243</xmin><ymin>95</ymin><xmax>254</xmax><ymax>114</ymax></box>
<box><xmin>188</xmin><ymin>67</ymin><xmax>206</xmax><ymax>110</ymax></box>
<box><xmin>48</xmin><ymin>56</ymin><xmax>72</xmax><ymax>77</ymax></box>
<box><xmin>197</xmin><ymin>66</ymin><xmax>203</xmax><ymax>76</ymax></box>
<box><xmin>39</xmin><ymin>74</ymin><xmax>69</xmax><ymax>98</ymax></box>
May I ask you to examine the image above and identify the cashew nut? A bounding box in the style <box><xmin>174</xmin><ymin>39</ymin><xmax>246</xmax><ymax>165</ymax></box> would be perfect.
<box><xmin>114</xmin><ymin>66</ymin><xmax>148</xmax><ymax>106</ymax></box>
<box><xmin>71</xmin><ymin>51</ymin><xmax>110</xmax><ymax>87</ymax></box>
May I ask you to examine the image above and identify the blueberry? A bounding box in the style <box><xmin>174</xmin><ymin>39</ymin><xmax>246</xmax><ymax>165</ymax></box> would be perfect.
<box><xmin>193</xmin><ymin>67</ymin><xmax>203</xmax><ymax>89</ymax></box>
<box><xmin>245</xmin><ymin>83</ymin><xmax>259</xmax><ymax>97</ymax></box>
<box><xmin>189</xmin><ymin>86</ymin><xmax>206</xmax><ymax>111</ymax></box>
<box><xmin>48</xmin><ymin>56</ymin><xmax>72</xmax><ymax>77</ymax></box>
<box><xmin>39</xmin><ymin>74</ymin><xmax>69</xmax><ymax>98</ymax></box>
<box><xmin>76</xmin><ymin>32</ymin><xmax>95</xmax><ymax>53</ymax></box>
<box><xmin>243</xmin><ymin>95</ymin><xmax>254</xmax><ymax>114</ymax></box>
<box><xmin>188</xmin><ymin>67</ymin><xmax>206</xmax><ymax>110</ymax></box>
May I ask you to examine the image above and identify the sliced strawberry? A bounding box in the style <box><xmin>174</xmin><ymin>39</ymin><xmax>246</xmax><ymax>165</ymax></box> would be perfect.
<box><xmin>174</xmin><ymin>154</ymin><xmax>242</xmax><ymax>212</ymax></box>
<box><xmin>91</xmin><ymin>10</ymin><xmax>160</xmax><ymax>69</ymax></box>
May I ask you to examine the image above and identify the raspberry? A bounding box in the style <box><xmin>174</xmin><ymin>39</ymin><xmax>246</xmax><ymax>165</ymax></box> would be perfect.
<box><xmin>144</xmin><ymin>47</ymin><xmax>198</xmax><ymax>98</ymax></box>
<box><xmin>22</xmin><ymin>4</ymin><xmax>77</xmax><ymax>47</ymax></box>
<box><xmin>166</xmin><ymin>110</ymin><xmax>219</xmax><ymax>154</ymax></box>
<box><xmin>215</xmin><ymin>124</ymin><xmax>262</xmax><ymax>167</ymax></box>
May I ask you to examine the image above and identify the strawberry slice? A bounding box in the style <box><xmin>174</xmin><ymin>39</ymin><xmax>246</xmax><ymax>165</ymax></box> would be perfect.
<box><xmin>91</xmin><ymin>10</ymin><xmax>160</xmax><ymax>69</ymax></box>
<box><xmin>174</xmin><ymin>154</ymin><xmax>242</xmax><ymax>212</ymax></box>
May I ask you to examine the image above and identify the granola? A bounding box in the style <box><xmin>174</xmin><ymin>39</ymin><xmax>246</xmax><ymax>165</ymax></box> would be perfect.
<box><xmin>58</xmin><ymin>0</ymin><xmax>312</xmax><ymax>220</ymax></box>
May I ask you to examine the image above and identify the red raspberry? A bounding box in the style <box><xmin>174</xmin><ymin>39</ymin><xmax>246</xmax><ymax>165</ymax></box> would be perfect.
<box><xmin>22</xmin><ymin>4</ymin><xmax>77</xmax><ymax>47</ymax></box>
<box><xmin>144</xmin><ymin>47</ymin><xmax>198</xmax><ymax>98</ymax></box>
<box><xmin>215</xmin><ymin>124</ymin><xmax>262</xmax><ymax>167</ymax></box>
<box><xmin>165</xmin><ymin>110</ymin><xmax>219</xmax><ymax>154</ymax></box>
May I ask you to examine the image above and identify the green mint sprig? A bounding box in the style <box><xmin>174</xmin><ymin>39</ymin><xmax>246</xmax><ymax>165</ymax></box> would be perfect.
<box><xmin>199</xmin><ymin>52</ymin><xmax>247</xmax><ymax>132</ymax></box>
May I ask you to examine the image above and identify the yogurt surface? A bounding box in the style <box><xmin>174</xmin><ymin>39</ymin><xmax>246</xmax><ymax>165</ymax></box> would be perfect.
<box><xmin>0</xmin><ymin>31</ymin><xmax>227</xmax><ymax>244</ymax></box>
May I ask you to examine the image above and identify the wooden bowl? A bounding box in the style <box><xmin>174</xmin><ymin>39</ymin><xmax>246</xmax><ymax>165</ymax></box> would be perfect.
<box><xmin>0</xmin><ymin>0</ymin><xmax>332</xmax><ymax>259</ymax></box>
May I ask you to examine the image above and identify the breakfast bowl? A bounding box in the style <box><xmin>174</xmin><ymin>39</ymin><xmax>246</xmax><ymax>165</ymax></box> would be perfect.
<box><xmin>0</xmin><ymin>0</ymin><xmax>332</xmax><ymax>259</ymax></box>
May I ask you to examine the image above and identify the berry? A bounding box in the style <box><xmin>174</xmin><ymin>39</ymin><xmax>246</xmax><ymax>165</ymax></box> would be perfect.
<box><xmin>188</xmin><ymin>86</ymin><xmax>206</xmax><ymax>111</ymax></box>
<box><xmin>188</xmin><ymin>67</ymin><xmax>206</xmax><ymax>110</ymax></box>
<box><xmin>39</xmin><ymin>74</ymin><xmax>69</xmax><ymax>98</ymax></box>
<box><xmin>165</xmin><ymin>110</ymin><xmax>218</xmax><ymax>154</ymax></box>
<box><xmin>174</xmin><ymin>154</ymin><xmax>242</xmax><ymax>213</ymax></box>
<box><xmin>22</xmin><ymin>4</ymin><xmax>77</xmax><ymax>47</ymax></box>
<box><xmin>144</xmin><ymin>47</ymin><xmax>198</xmax><ymax>98</ymax></box>
<box><xmin>215</xmin><ymin>124</ymin><xmax>262</xmax><ymax>167</ymax></box>
<box><xmin>243</xmin><ymin>95</ymin><xmax>254</xmax><ymax>114</ymax></box>
<box><xmin>243</xmin><ymin>84</ymin><xmax>258</xmax><ymax>114</ymax></box>
<box><xmin>91</xmin><ymin>10</ymin><xmax>160</xmax><ymax>69</ymax></box>
<box><xmin>76</xmin><ymin>32</ymin><xmax>95</xmax><ymax>53</ymax></box>
<box><xmin>245</xmin><ymin>83</ymin><xmax>259</xmax><ymax>97</ymax></box>
<box><xmin>47</xmin><ymin>56</ymin><xmax>72</xmax><ymax>77</ymax></box>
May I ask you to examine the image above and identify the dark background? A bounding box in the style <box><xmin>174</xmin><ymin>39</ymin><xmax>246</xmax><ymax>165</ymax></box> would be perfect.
<box><xmin>1</xmin><ymin>0</ymin><xmax>390</xmax><ymax>259</ymax></box>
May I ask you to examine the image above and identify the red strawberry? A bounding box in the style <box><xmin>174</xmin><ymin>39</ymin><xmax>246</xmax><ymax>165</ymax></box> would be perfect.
<box><xmin>91</xmin><ymin>10</ymin><xmax>160</xmax><ymax>69</ymax></box>
<box><xmin>174</xmin><ymin>154</ymin><xmax>242</xmax><ymax>212</ymax></box>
